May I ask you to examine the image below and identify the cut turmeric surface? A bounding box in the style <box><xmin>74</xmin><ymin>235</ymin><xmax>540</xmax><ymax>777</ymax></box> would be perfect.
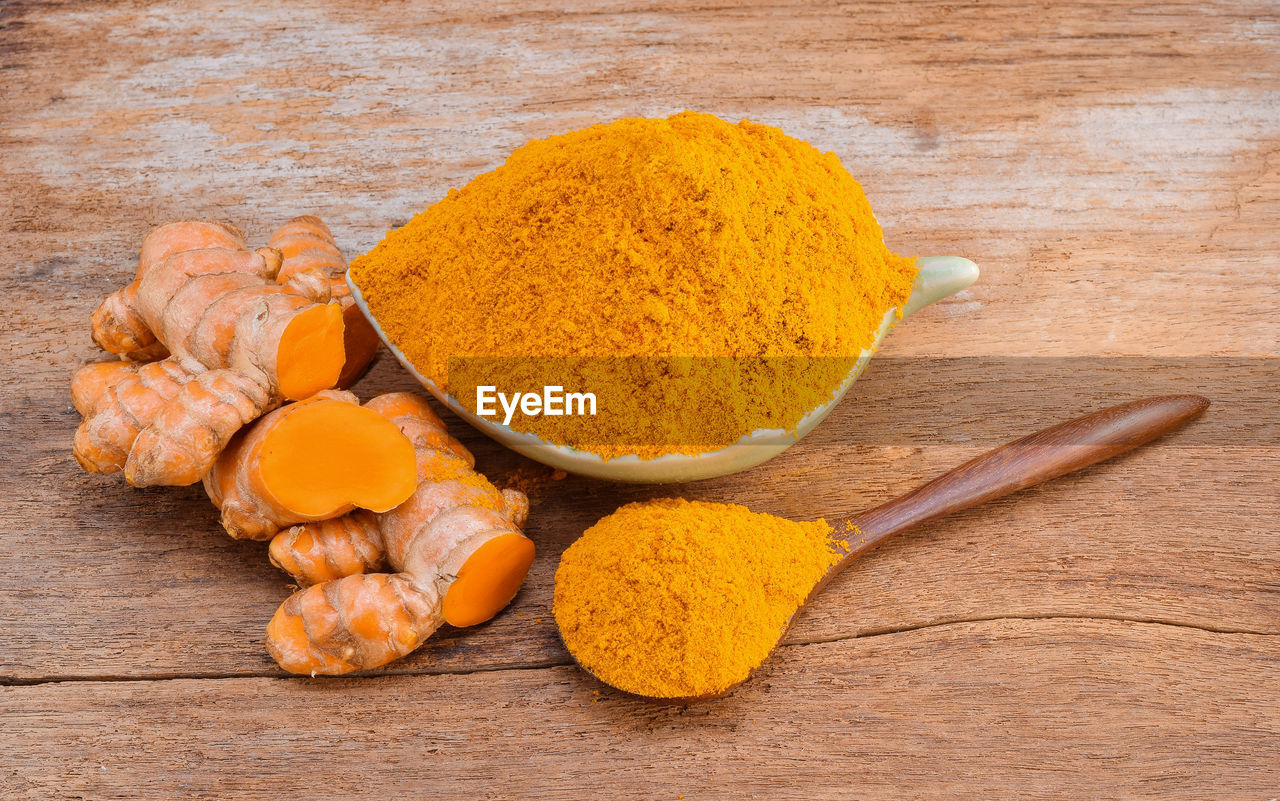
<box><xmin>442</xmin><ymin>531</ymin><xmax>536</xmax><ymax>627</ymax></box>
<box><xmin>553</xmin><ymin>498</ymin><xmax>844</xmax><ymax>698</ymax></box>
<box><xmin>255</xmin><ymin>399</ymin><xmax>413</xmax><ymax>517</ymax></box>
<box><xmin>204</xmin><ymin>391</ymin><xmax>419</xmax><ymax>541</ymax></box>
<box><xmin>273</xmin><ymin>304</ymin><xmax>348</xmax><ymax>400</ymax></box>
<box><xmin>265</xmin><ymin>392</ymin><xmax>534</xmax><ymax>675</ymax></box>
<box><xmin>350</xmin><ymin>111</ymin><xmax>917</xmax><ymax>459</ymax></box>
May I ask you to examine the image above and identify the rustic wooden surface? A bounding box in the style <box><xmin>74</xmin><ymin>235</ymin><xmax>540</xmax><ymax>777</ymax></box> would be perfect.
<box><xmin>1</xmin><ymin>1</ymin><xmax>1277</xmax><ymax>798</ymax></box>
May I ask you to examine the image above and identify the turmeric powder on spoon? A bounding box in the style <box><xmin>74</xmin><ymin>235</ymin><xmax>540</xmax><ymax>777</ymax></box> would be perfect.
<box><xmin>553</xmin><ymin>397</ymin><xmax>1214</xmax><ymax>699</ymax></box>
<box><xmin>552</xmin><ymin>498</ymin><xmax>844</xmax><ymax>698</ymax></box>
<box><xmin>350</xmin><ymin>111</ymin><xmax>916</xmax><ymax>459</ymax></box>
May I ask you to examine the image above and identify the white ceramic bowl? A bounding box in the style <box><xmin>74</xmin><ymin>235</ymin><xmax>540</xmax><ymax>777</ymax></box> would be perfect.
<box><xmin>348</xmin><ymin>255</ymin><xmax>977</xmax><ymax>483</ymax></box>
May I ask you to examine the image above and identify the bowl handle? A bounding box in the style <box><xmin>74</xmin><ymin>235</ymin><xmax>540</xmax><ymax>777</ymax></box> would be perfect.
<box><xmin>901</xmin><ymin>256</ymin><xmax>979</xmax><ymax>319</ymax></box>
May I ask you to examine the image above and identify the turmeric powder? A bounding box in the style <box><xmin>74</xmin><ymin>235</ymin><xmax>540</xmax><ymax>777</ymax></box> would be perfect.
<box><xmin>350</xmin><ymin>111</ymin><xmax>916</xmax><ymax>459</ymax></box>
<box><xmin>552</xmin><ymin>498</ymin><xmax>844</xmax><ymax>698</ymax></box>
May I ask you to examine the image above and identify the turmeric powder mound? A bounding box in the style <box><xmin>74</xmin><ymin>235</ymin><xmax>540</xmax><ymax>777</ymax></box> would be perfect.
<box><xmin>351</xmin><ymin>111</ymin><xmax>917</xmax><ymax>459</ymax></box>
<box><xmin>553</xmin><ymin>498</ymin><xmax>844</xmax><ymax>698</ymax></box>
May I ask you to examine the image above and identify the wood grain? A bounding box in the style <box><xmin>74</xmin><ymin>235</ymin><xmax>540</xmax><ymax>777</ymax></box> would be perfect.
<box><xmin>841</xmin><ymin>394</ymin><xmax>1210</xmax><ymax>559</ymax></box>
<box><xmin>2</xmin><ymin>620</ymin><xmax>1277</xmax><ymax>800</ymax></box>
<box><xmin>1</xmin><ymin>0</ymin><xmax>1277</xmax><ymax>797</ymax></box>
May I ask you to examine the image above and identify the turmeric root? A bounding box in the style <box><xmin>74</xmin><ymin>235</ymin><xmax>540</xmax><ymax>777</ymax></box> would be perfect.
<box><xmin>268</xmin><ymin>216</ymin><xmax>379</xmax><ymax>388</ymax></box>
<box><xmin>204</xmin><ymin>391</ymin><xmax>419</xmax><ymax>540</ymax></box>
<box><xmin>268</xmin><ymin>511</ymin><xmax>385</xmax><ymax>585</ymax></box>
<box><xmin>71</xmin><ymin>360</ymin><xmax>143</xmax><ymax>415</ymax></box>
<box><xmin>91</xmin><ymin>220</ymin><xmax>245</xmax><ymax>361</ymax></box>
<box><xmin>265</xmin><ymin>392</ymin><xmax>534</xmax><ymax>675</ymax></box>
<box><xmin>73</xmin><ymin>359</ymin><xmax>196</xmax><ymax>474</ymax></box>
<box><xmin>88</xmin><ymin>216</ymin><xmax>375</xmax><ymax>384</ymax></box>
<box><xmin>73</xmin><ymin>224</ymin><xmax>348</xmax><ymax>486</ymax></box>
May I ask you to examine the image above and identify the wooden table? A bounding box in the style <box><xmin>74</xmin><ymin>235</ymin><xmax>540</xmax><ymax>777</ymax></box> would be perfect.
<box><xmin>2</xmin><ymin>1</ymin><xmax>1277</xmax><ymax>797</ymax></box>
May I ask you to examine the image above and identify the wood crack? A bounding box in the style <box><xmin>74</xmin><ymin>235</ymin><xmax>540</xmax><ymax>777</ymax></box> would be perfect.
<box><xmin>3</xmin><ymin>615</ymin><xmax>1273</xmax><ymax>688</ymax></box>
<box><xmin>789</xmin><ymin>612</ymin><xmax>1280</xmax><ymax>647</ymax></box>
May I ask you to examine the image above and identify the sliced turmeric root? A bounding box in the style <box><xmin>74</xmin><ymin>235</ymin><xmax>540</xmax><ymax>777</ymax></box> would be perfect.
<box><xmin>275</xmin><ymin>302</ymin><xmax>346</xmax><ymax>400</ymax></box>
<box><xmin>269</xmin><ymin>215</ymin><xmax>379</xmax><ymax>389</ymax></box>
<box><xmin>206</xmin><ymin>392</ymin><xmax>418</xmax><ymax>540</ymax></box>
<box><xmin>75</xmin><ymin>239</ymin><xmax>351</xmax><ymax>487</ymax></box>
<box><xmin>258</xmin><ymin>398</ymin><xmax>417</xmax><ymax>517</ymax></box>
<box><xmin>263</xmin><ymin>392</ymin><xmax>535</xmax><ymax>675</ymax></box>
<box><xmin>440</xmin><ymin>531</ymin><xmax>536</xmax><ymax>627</ymax></box>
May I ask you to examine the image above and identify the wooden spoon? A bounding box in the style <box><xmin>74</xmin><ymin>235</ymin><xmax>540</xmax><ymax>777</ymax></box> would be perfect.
<box><xmin>560</xmin><ymin>394</ymin><xmax>1210</xmax><ymax>702</ymax></box>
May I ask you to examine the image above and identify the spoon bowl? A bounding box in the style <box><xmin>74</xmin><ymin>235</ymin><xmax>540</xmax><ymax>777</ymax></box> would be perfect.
<box><xmin>348</xmin><ymin>256</ymin><xmax>979</xmax><ymax>482</ymax></box>
<box><xmin>558</xmin><ymin>394</ymin><xmax>1210</xmax><ymax>702</ymax></box>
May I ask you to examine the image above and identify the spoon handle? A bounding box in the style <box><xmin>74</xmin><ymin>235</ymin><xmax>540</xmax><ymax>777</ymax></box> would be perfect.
<box><xmin>836</xmin><ymin>395</ymin><xmax>1209</xmax><ymax>562</ymax></box>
